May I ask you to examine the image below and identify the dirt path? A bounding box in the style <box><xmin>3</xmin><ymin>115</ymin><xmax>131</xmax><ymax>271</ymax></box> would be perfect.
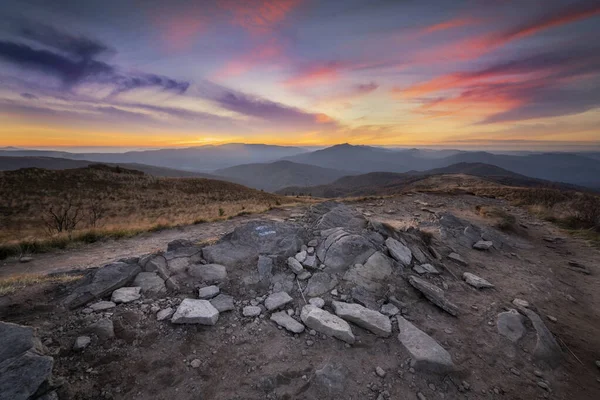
<box><xmin>0</xmin><ymin>206</ymin><xmax>306</xmax><ymax>278</ymax></box>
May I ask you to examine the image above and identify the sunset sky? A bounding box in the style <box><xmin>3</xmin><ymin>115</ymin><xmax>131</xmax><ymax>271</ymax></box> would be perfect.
<box><xmin>1</xmin><ymin>0</ymin><xmax>599</xmax><ymax>150</ymax></box>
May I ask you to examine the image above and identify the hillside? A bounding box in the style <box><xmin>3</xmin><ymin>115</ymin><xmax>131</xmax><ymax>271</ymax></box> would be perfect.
<box><xmin>0</xmin><ymin>156</ymin><xmax>220</xmax><ymax>178</ymax></box>
<box><xmin>0</xmin><ymin>165</ymin><xmax>290</xmax><ymax>246</ymax></box>
<box><xmin>214</xmin><ymin>160</ymin><xmax>350</xmax><ymax>191</ymax></box>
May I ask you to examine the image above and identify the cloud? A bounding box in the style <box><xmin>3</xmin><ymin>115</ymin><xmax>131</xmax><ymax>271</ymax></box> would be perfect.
<box><xmin>219</xmin><ymin>0</ymin><xmax>302</xmax><ymax>35</ymax></box>
<box><xmin>20</xmin><ymin>92</ymin><xmax>38</xmax><ymax>100</ymax></box>
<box><xmin>0</xmin><ymin>24</ymin><xmax>189</xmax><ymax>95</ymax></box>
<box><xmin>283</xmin><ymin>61</ymin><xmax>348</xmax><ymax>88</ymax></box>
<box><xmin>421</xmin><ymin>17</ymin><xmax>479</xmax><ymax>34</ymax></box>
<box><xmin>212</xmin><ymin>38</ymin><xmax>284</xmax><ymax>79</ymax></box>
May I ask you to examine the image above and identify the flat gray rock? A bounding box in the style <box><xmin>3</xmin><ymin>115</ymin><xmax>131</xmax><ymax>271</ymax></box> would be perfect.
<box><xmin>270</xmin><ymin>311</ymin><xmax>305</xmax><ymax>333</ymax></box>
<box><xmin>171</xmin><ymin>299</ymin><xmax>219</xmax><ymax>325</ymax></box>
<box><xmin>0</xmin><ymin>351</ymin><xmax>54</xmax><ymax>400</ymax></box>
<box><xmin>309</xmin><ymin>297</ymin><xmax>325</xmax><ymax>308</ymax></box>
<box><xmin>380</xmin><ymin>303</ymin><xmax>400</xmax><ymax>316</ymax></box>
<box><xmin>87</xmin><ymin>319</ymin><xmax>114</xmax><ymax>340</ymax></box>
<box><xmin>287</xmin><ymin>257</ymin><xmax>304</xmax><ymax>274</ymax></box>
<box><xmin>64</xmin><ymin>262</ymin><xmax>140</xmax><ymax>308</ymax></box>
<box><xmin>198</xmin><ymin>285</ymin><xmax>220</xmax><ymax>299</ymax></box>
<box><xmin>386</xmin><ymin>237</ymin><xmax>412</xmax><ymax>266</ymax></box>
<box><xmin>0</xmin><ymin>322</ymin><xmax>41</xmax><ymax>363</ymax></box>
<box><xmin>295</xmin><ymin>250</ymin><xmax>307</xmax><ymax>263</ymax></box>
<box><xmin>519</xmin><ymin>307</ymin><xmax>563</xmax><ymax>368</ymax></box>
<box><xmin>313</xmin><ymin>203</ymin><xmax>367</xmax><ymax>231</ymax></box>
<box><xmin>265</xmin><ymin>292</ymin><xmax>293</xmax><ymax>311</ymax></box>
<box><xmin>133</xmin><ymin>272</ymin><xmax>166</xmax><ymax>294</ymax></box>
<box><xmin>318</xmin><ymin>230</ymin><xmax>375</xmax><ymax>273</ymax></box>
<box><xmin>210</xmin><ymin>294</ymin><xmax>235</xmax><ymax>312</ymax></box>
<box><xmin>243</xmin><ymin>305</ymin><xmax>262</xmax><ymax>317</ymax></box>
<box><xmin>303</xmin><ymin>254</ymin><xmax>317</xmax><ymax>268</ymax></box>
<box><xmin>497</xmin><ymin>309</ymin><xmax>526</xmax><ymax>342</ymax></box>
<box><xmin>408</xmin><ymin>276</ymin><xmax>459</xmax><ymax>316</ymax></box>
<box><xmin>257</xmin><ymin>255</ymin><xmax>273</xmax><ymax>284</ymax></box>
<box><xmin>413</xmin><ymin>264</ymin><xmax>440</xmax><ymax>275</ymax></box>
<box><xmin>111</xmin><ymin>286</ymin><xmax>141</xmax><ymax>303</ymax></box>
<box><xmin>188</xmin><ymin>264</ymin><xmax>227</xmax><ymax>283</ymax></box>
<box><xmin>305</xmin><ymin>272</ymin><xmax>338</xmax><ymax>297</ymax></box>
<box><xmin>463</xmin><ymin>272</ymin><xmax>494</xmax><ymax>289</ymax></box>
<box><xmin>73</xmin><ymin>336</ymin><xmax>91</xmax><ymax>351</ymax></box>
<box><xmin>448</xmin><ymin>252</ymin><xmax>467</xmax><ymax>266</ymax></box>
<box><xmin>301</xmin><ymin>305</ymin><xmax>355</xmax><ymax>344</ymax></box>
<box><xmin>332</xmin><ymin>301</ymin><xmax>391</xmax><ymax>337</ymax></box>
<box><xmin>89</xmin><ymin>301</ymin><xmax>116</xmax><ymax>312</ymax></box>
<box><xmin>397</xmin><ymin>316</ymin><xmax>454</xmax><ymax>373</ymax></box>
<box><xmin>313</xmin><ymin>362</ymin><xmax>349</xmax><ymax>397</ymax></box>
<box><xmin>156</xmin><ymin>307</ymin><xmax>175</xmax><ymax>321</ymax></box>
<box><xmin>343</xmin><ymin>251</ymin><xmax>393</xmax><ymax>292</ymax></box>
<box><xmin>473</xmin><ymin>240</ymin><xmax>493</xmax><ymax>250</ymax></box>
<box><xmin>142</xmin><ymin>255</ymin><xmax>171</xmax><ymax>279</ymax></box>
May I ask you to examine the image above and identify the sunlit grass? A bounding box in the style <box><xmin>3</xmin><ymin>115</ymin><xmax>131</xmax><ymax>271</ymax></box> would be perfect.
<box><xmin>0</xmin><ymin>273</ymin><xmax>83</xmax><ymax>296</ymax></box>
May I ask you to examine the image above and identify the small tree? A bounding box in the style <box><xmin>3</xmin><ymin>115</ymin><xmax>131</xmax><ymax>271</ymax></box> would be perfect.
<box><xmin>88</xmin><ymin>198</ymin><xmax>107</xmax><ymax>228</ymax></box>
<box><xmin>43</xmin><ymin>196</ymin><xmax>84</xmax><ymax>238</ymax></box>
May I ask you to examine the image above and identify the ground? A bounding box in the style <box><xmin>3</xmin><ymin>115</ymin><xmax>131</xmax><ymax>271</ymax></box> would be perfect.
<box><xmin>1</xmin><ymin>193</ymin><xmax>599</xmax><ymax>400</ymax></box>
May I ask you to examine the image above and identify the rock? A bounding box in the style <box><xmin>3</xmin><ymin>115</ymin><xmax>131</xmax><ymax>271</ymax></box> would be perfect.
<box><xmin>313</xmin><ymin>203</ymin><xmax>367</xmax><ymax>231</ymax></box>
<box><xmin>188</xmin><ymin>264</ymin><xmax>227</xmax><ymax>283</ymax></box>
<box><xmin>513</xmin><ymin>298</ymin><xmax>529</xmax><ymax>308</ymax></box>
<box><xmin>301</xmin><ymin>305</ymin><xmax>355</xmax><ymax>344</ymax></box>
<box><xmin>287</xmin><ymin>257</ymin><xmax>304</xmax><ymax>274</ymax></box>
<box><xmin>19</xmin><ymin>256</ymin><xmax>33</xmax><ymax>263</ymax></box>
<box><xmin>270</xmin><ymin>311</ymin><xmax>305</xmax><ymax>333</ymax></box>
<box><xmin>396</xmin><ymin>316</ymin><xmax>454</xmax><ymax>373</ymax></box>
<box><xmin>303</xmin><ymin>255</ymin><xmax>317</xmax><ymax>268</ymax></box>
<box><xmin>547</xmin><ymin>315</ymin><xmax>557</xmax><ymax>322</ymax></box>
<box><xmin>111</xmin><ymin>287</ymin><xmax>141</xmax><ymax>303</ymax></box>
<box><xmin>171</xmin><ymin>299</ymin><xmax>219</xmax><ymax>325</ymax></box>
<box><xmin>132</xmin><ymin>272</ymin><xmax>166</xmax><ymax>294</ymax></box>
<box><xmin>375</xmin><ymin>366</ymin><xmax>386</xmax><ymax>378</ymax></box>
<box><xmin>297</xmin><ymin>270</ymin><xmax>312</xmax><ymax>281</ymax></box>
<box><xmin>198</xmin><ymin>285</ymin><xmax>220</xmax><ymax>299</ymax></box>
<box><xmin>351</xmin><ymin>286</ymin><xmax>379</xmax><ymax>310</ymax></box>
<box><xmin>265</xmin><ymin>292</ymin><xmax>293</xmax><ymax>311</ymax></box>
<box><xmin>0</xmin><ymin>351</ymin><xmax>54</xmax><ymax>400</ymax></box>
<box><xmin>257</xmin><ymin>255</ymin><xmax>273</xmax><ymax>284</ymax></box>
<box><xmin>332</xmin><ymin>301</ymin><xmax>391</xmax><ymax>337</ymax></box>
<box><xmin>64</xmin><ymin>262</ymin><xmax>141</xmax><ymax>308</ymax></box>
<box><xmin>519</xmin><ymin>307</ymin><xmax>563</xmax><ymax>368</ymax></box>
<box><xmin>89</xmin><ymin>301</ymin><xmax>116</xmax><ymax>312</ymax></box>
<box><xmin>448</xmin><ymin>252</ymin><xmax>467</xmax><ymax>266</ymax></box>
<box><xmin>496</xmin><ymin>309</ymin><xmax>526</xmax><ymax>342</ymax></box>
<box><xmin>167</xmin><ymin>238</ymin><xmax>194</xmax><ymax>251</ymax></box>
<box><xmin>305</xmin><ymin>272</ymin><xmax>339</xmax><ymax>297</ymax></box>
<box><xmin>413</xmin><ymin>264</ymin><xmax>440</xmax><ymax>275</ymax></box>
<box><xmin>87</xmin><ymin>319</ymin><xmax>115</xmax><ymax>340</ymax></box>
<box><xmin>386</xmin><ymin>238</ymin><xmax>412</xmax><ymax>266</ymax></box>
<box><xmin>314</xmin><ymin>362</ymin><xmax>349</xmax><ymax>396</ymax></box>
<box><xmin>143</xmin><ymin>255</ymin><xmax>170</xmax><ymax>279</ymax></box>
<box><xmin>309</xmin><ymin>297</ymin><xmax>325</xmax><ymax>308</ymax></box>
<box><xmin>317</xmin><ymin>229</ymin><xmax>375</xmax><ymax>273</ymax></box>
<box><xmin>307</xmin><ymin>247</ymin><xmax>315</xmax><ymax>254</ymax></box>
<box><xmin>190</xmin><ymin>359</ymin><xmax>201</xmax><ymax>368</ymax></box>
<box><xmin>408</xmin><ymin>276</ymin><xmax>459</xmax><ymax>316</ymax></box>
<box><xmin>243</xmin><ymin>305</ymin><xmax>262</xmax><ymax>317</ymax></box>
<box><xmin>473</xmin><ymin>240</ymin><xmax>493</xmax><ymax>250</ymax></box>
<box><xmin>202</xmin><ymin>220</ymin><xmax>305</xmax><ymax>266</ymax></box>
<box><xmin>380</xmin><ymin>303</ymin><xmax>400</xmax><ymax>316</ymax></box>
<box><xmin>0</xmin><ymin>322</ymin><xmax>43</xmax><ymax>365</ymax></box>
<box><xmin>295</xmin><ymin>250</ymin><xmax>307</xmax><ymax>263</ymax></box>
<box><xmin>463</xmin><ymin>272</ymin><xmax>495</xmax><ymax>289</ymax></box>
<box><xmin>308</xmin><ymin>239</ymin><xmax>319</xmax><ymax>247</ymax></box>
<box><xmin>343</xmin><ymin>251</ymin><xmax>393</xmax><ymax>292</ymax></box>
<box><xmin>73</xmin><ymin>336</ymin><xmax>91</xmax><ymax>351</ymax></box>
<box><xmin>156</xmin><ymin>307</ymin><xmax>175</xmax><ymax>321</ymax></box>
<box><xmin>537</xmin><ymin>381</ymin><xmax>551</xmax><ymax>391</ymax></box>
<box><xmin>210</xmin><ymin>294</ymin><xmax>235</xmax><ymax>312</ymax></box>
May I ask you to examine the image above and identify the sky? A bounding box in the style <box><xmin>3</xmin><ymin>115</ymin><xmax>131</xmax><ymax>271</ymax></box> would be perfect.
<box><xmin>0</xmin><ymin>0</ymin><xmax>599</xmax><ymax>150</ymax></box>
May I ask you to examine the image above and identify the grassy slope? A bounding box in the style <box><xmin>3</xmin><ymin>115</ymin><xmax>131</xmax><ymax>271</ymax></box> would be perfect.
<box><xmin>0</xmin><ymin>164</ymin><xmax>291</xmax><ymax>254</ymax></box>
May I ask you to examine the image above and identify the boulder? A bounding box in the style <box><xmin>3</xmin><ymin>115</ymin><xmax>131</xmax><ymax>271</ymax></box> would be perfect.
<box><xmin>0</xmin><ymin>351</ymin><xmax>54</xmax><ymax>400</ymax></box>
<box><xmin>287</xmin><ymin>257</ymin><xmax>304</xmax><ymax>274</ymax></box>
<box><xmin>313</xmin><ymin>203</ymin><xmax>367</xmax><ymax>231</ymax></box>
<box><xmin>202</xmin><ymin>221</ymin><xmax>305</xmax><ymax>266</ymax></box>
<box><xmin>295</xmin><ymin>250</ymin><xmax>307</xmax><ymax>263</ymax></box>
<box><xmin>408</xmin><ymin>276</ymin><xmax>459</xmax><ymax>316</ymax></box>
<box><xmin>305</xmin><ymin>272</ymin><xmax>339</xmax><ymax>297</ymax></box>
<box><xmin>519</xmin><ymin>307</ymin><xmax>563</xmax><ymax>368</ymax></box>
<box><xmin>332</xmin><ymin>301</ymin><xmax>391</xmax><ymax>337</ymax></box>
<box><xmin>270</xmin><ymin>311</ymin><xmax>305</xmax><ymax>333</ymax></box>
<box><xmin>111</xmin><ymin>287</ymin><xmax>141</xmax><ymax>303</ymax></box>
<box><xmin>210</xmin><ymin>294</ymin><xmax>235</xmax><ymax>312</ymax></box>
<box><xmin>386</xmin><ymin>238</ymin><xmax>412</xmax><ymax>266</ymax></box>
<box><xmin>64</xmin><ymin>262</ymin><xmax>141</xmax><ymax>308</ymax></box>
<box><xmin>243</xmin><ymin>305</ymin><xmax>262</xmax><ymax>317</ymax></box>
<box><xmin>463</xmin><ymin>272</ymin><xmax>494</xmax><ymax>289</ymax></box>
<box><xmin>413</xmin><ymin>264</ymin><xmax>440</xmax><ymax>275</ymax></box>
<box><xmin>380</xmin><ymin>303</ymin><xmax>400</xmax><ymax>316</ymax></box>
<box><xmin>89</xmin><ymin>301</ymin><xmax>116</xmax><ymax>312</ymax></box>
<box><xmin>73</xmin><ymin>336</ymin><xmax>91</xmax><ymax>351</ymax></box>
<box><xmin>257</xmin><ymin>255</ymin><xmax>273</xmax><ymax>284</ymax></box>
<box><xmin>188</xmin><ymin>264</ymin><xmax>227</xmax><ymax>283</ymax></box>
<box><xmin>156</xmin><ymin>307</ymin><xmax>175</xmax><ymax>321</ymax></box>
<box><xmin>167</xmin><ymin>238</ymin><xmax>195</xmax><ymax>251</ymax></box>
<box><xmin>133</xmin><ymin>272</ymin><xmax>166</xmax><ymax>294</ymax></box>
<box><xmin>171</xmin><ymin>299</ymin><xmax>219</xmax><ymax>325</ymax></box>
<box><xmin>143</xmin><ymin>255</ymin><xmax>171</xmax><ymax>279</ymax></box>
<box><xmin>397</xmin><ymin>316</ymin><xmax>454</xmax><ymax>373</ymax></box>
<box><xmin>343</xmin><ymin>251</ymin><xmax>393</xmax><ymax>292</ymax></box>
<box><xmin>198</xmin><ymin>285</ymin><xmax>220</xmax><ymax>299</ymax></box>
<box><xmin>303</xmin><ymin>254</ymin><xmax>317</xmax><ymax>268</ymax></box>
<box><xmin>0</xmin><ymin>322</ymin><xmax>42</xmax><ymax>364</ymax></box>
<box><xmin>309</xmin><ymin>297</ymin><xmax>325</xmax><ymax>308</ymax></box>
<box><xmin>497</xmin><ymin>309</ymin><xmax>526</xmax><ymax>342</ymax></box>
<box><xmin>87</xmin><ymin>319</ymin><xmax>115</xmax><ymax>340</ymax></box>
<box><xmin>350</xmin><ymin>286</ymin><xmax>378</xmax><ymax>310</ymax></box>
<box><xmin>265</xmin><ymin>292</ymin><xmax>293</xmax><ymax>311</ymax></box>
<box><xmin>473</xmin><ymin>240</ymin><xmax>493</xmax><ymax>251</ymax></box>
<box><xmin>301</xmin><ymin>305</ymin><xmax>355</xmax><ymax>344</ymax></box>
<box><xmin>317</xmin><ymin>229</ymin><xmax>375</xmax><ymax>273</ymax></box>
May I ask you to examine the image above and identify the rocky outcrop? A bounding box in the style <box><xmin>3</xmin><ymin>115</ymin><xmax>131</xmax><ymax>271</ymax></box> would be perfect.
<box><xmin>301</xmin><ymin>305</ymin><xmax>355</xmax><ymax>344</ymax></box>
<box><xmin>317</xmin><ymin>228</ymin><xmax>375</xmax><ymax>273</ymax></box>
<box><xmin>519</xmin><ymin>307</ymin><xmax>563</xmax><ymax>368</ymax></box>
<box><xmin>331</xmin><ymin>301</ymin><xmax>391</xmax><ymax>337</ymax></box>
<box><xmin>497</xmin><ymin>309</ymin><xmax>526</xmax><ymax>342</ymax></box>
<box><xmin>386</xmin><ymin>237</ymin><xmax>412</xmax><ymax>266</ymax></box>
<box><xmin>343</xmin><ymin>251</ymin><xmax>393</xmax><ymax>293</ymax></box>
<box><xmin>408</xmin><ymin>276</ymin><xmax>459</xmax><ymax>316</ymax></box>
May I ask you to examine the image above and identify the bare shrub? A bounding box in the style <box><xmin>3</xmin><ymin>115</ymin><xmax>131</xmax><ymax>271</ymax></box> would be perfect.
<box><xmin>43</xmin><ymin>196</ymin><xmax>84</xmax><ymax>238</ymax></box>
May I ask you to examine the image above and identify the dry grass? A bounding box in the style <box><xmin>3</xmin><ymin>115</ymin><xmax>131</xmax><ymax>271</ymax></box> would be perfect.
<box><xmin>0</xmin><ymin>273</ymin><xmax>83</xmax><ymax>296</ymax></box>
<box><xmin>0</xmin><ymin>165</ymin><xmax>298</xmax><ymax>258</ymax></box>
<box><xmin>476</xmin><ymin>205</ymin><xmax>518</xmax><ymax>232</ymax></box>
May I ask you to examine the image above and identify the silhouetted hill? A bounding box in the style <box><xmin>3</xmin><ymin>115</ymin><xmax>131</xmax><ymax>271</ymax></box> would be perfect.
<box><xmin>214</xmin><ymin>160</ymin><xmax>350</xmax><ymax>191</ymax></box>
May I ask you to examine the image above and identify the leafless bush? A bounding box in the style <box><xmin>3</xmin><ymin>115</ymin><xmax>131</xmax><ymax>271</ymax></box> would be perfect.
<box><xmin>88</xmin><ymin>198</ymin><xmax>107</xmax><ymax>228</ymax></box>
<box><xmin>43</xmin><ymin>197</ymin><xmax>84</xmax><ymax>238</ymax></box>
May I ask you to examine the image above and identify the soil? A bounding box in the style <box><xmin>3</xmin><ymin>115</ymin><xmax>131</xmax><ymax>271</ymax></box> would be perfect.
<box><xmin>1</xmin><ymin>193</ymin><xmax>599</xmax><ymax>400</ymax></box>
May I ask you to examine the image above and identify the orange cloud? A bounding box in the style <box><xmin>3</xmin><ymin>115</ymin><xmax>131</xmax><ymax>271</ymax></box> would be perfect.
<box><xmin>219</xmin><ymin>0</ymin><xmax>302</xmax><ymax>35</ymax></box>
<box><xmin>213</xmin><ymin>38</ymin><xmax>284</xmax><ymax>79</ymax></box>
<box><xmin>422</xmin><ymin>17</ymin><xmax>479</xmax><ymax>34</ymax></box>
<box><xmin>283</xmin><ymin>61</ymin><xmax>347</xmax><ymax>88</ymax></box>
